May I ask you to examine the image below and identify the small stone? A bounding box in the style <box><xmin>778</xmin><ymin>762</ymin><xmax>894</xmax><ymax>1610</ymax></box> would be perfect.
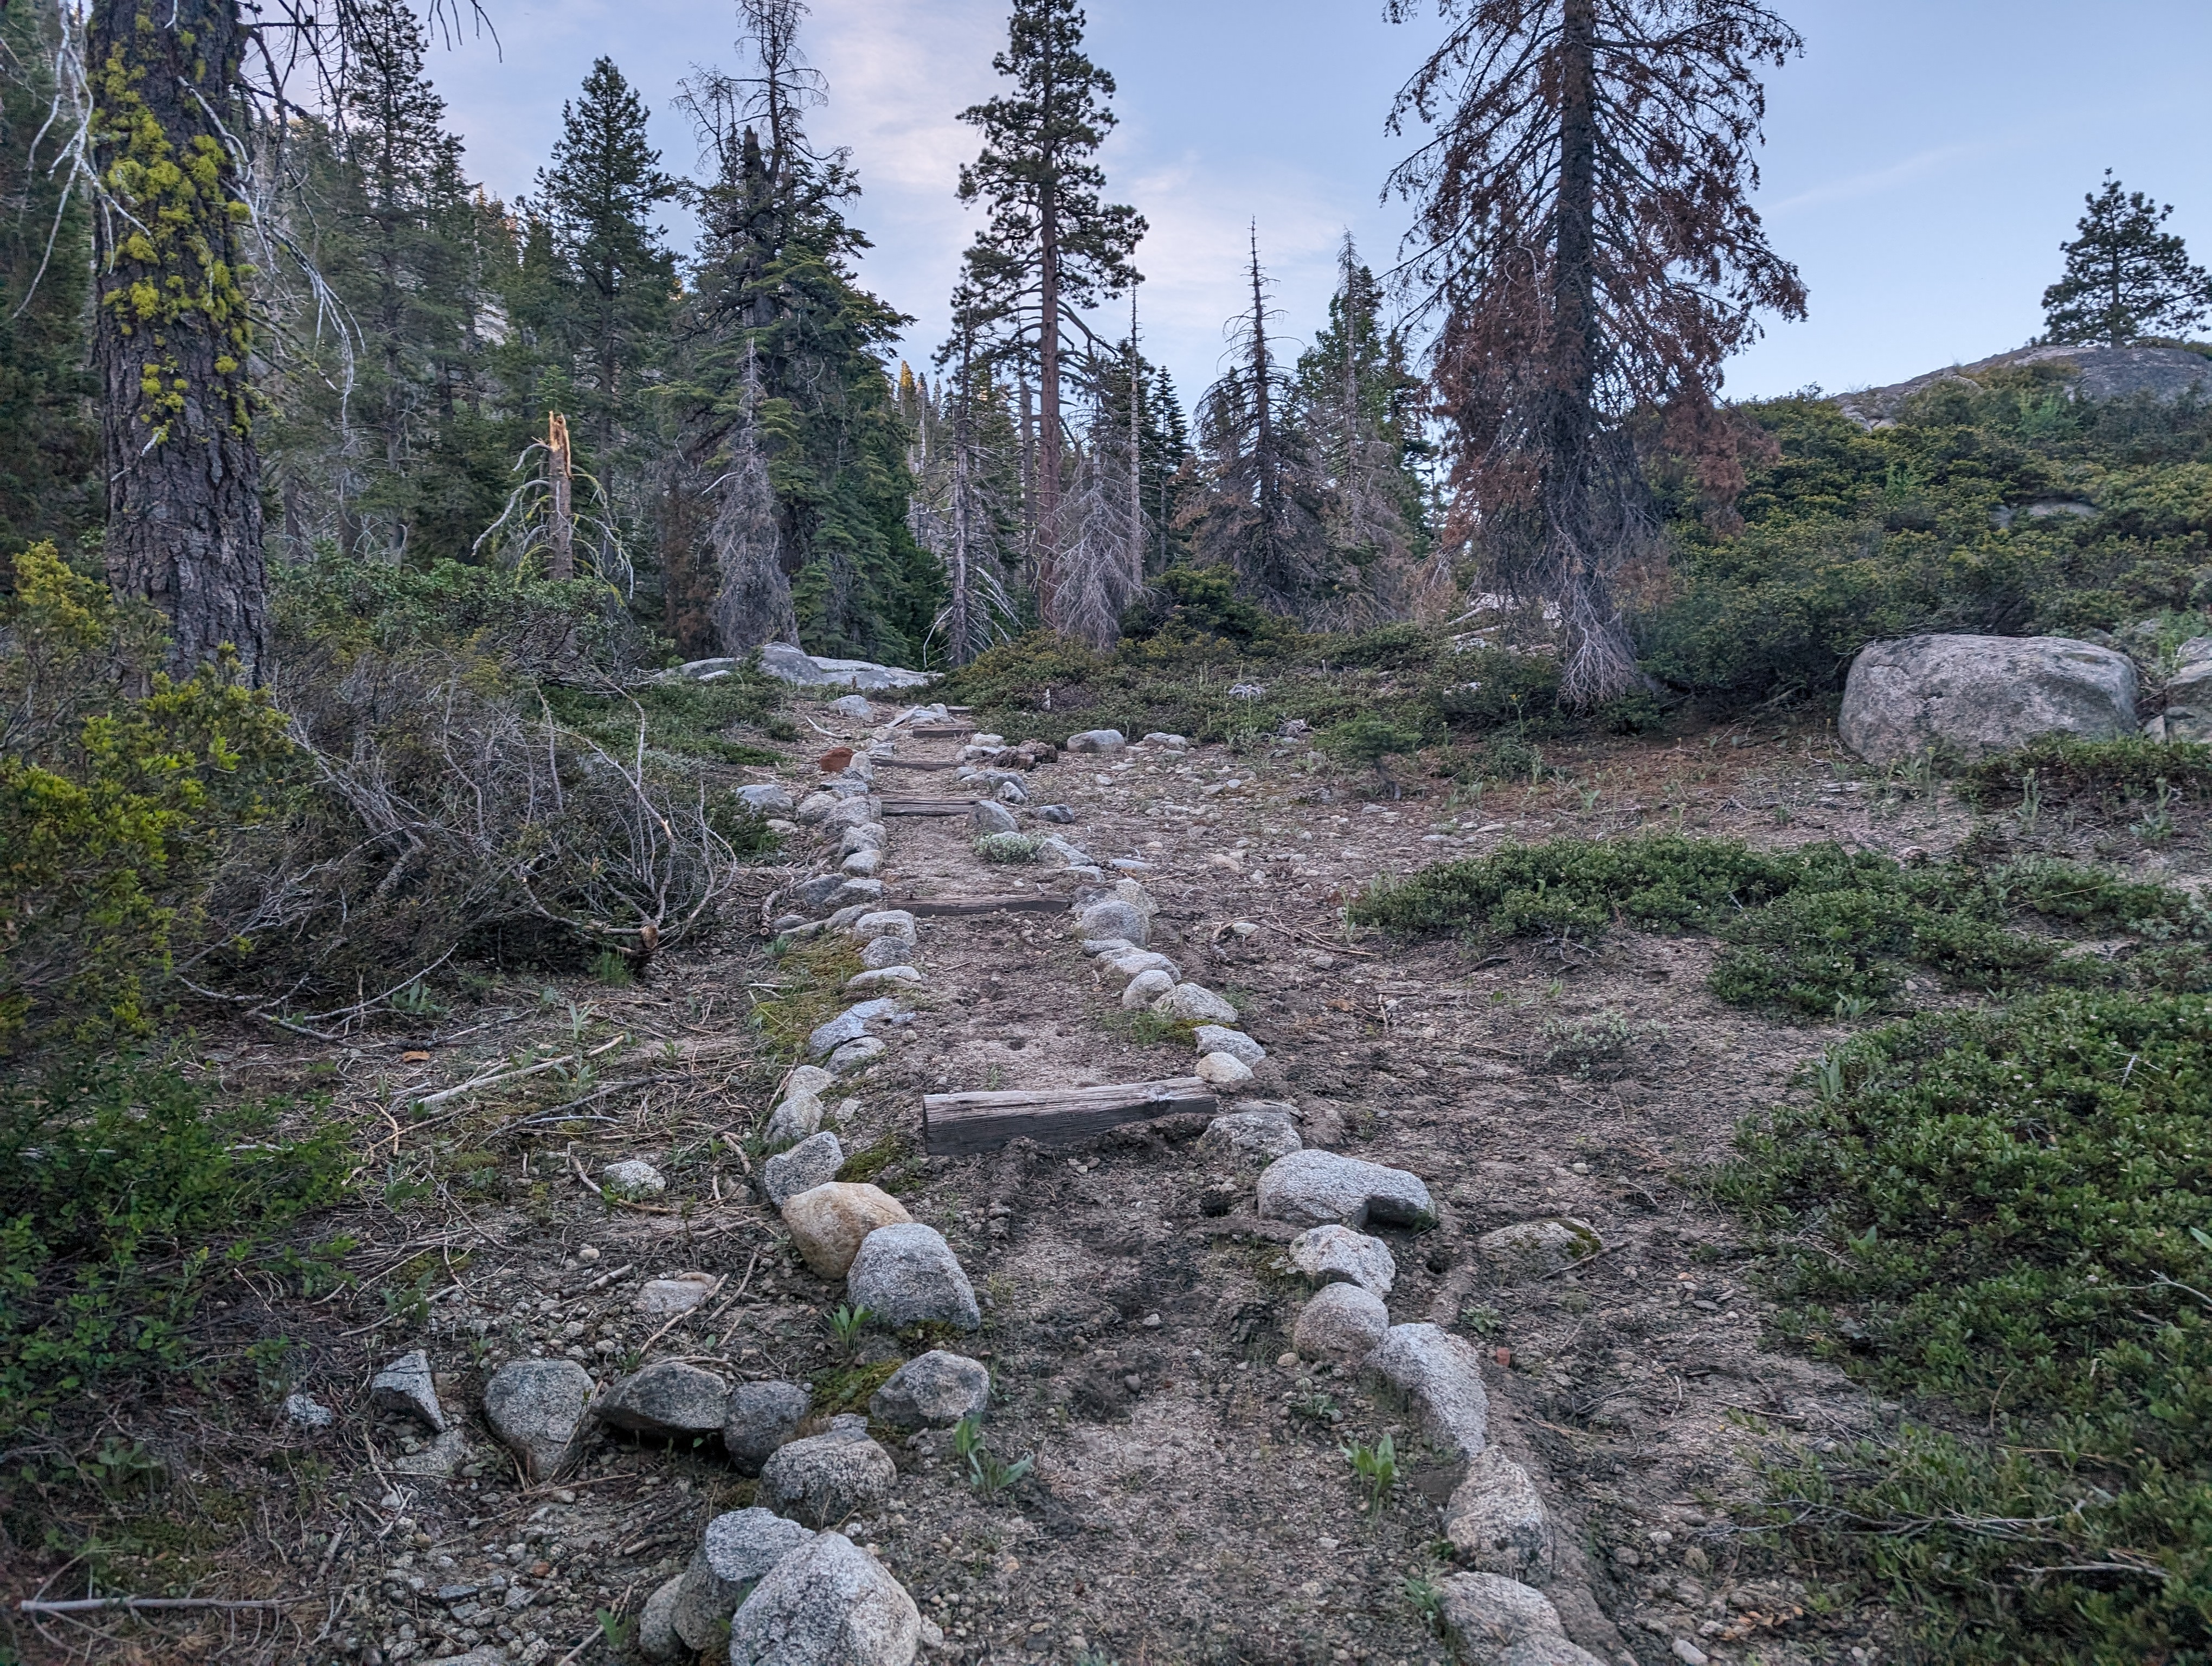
<box><xmin>1153</xmin><ymin>982</ymin><xmax>1239</xmax><ymax>1024</ymax></box>
<box><xmin>595</xmin><ymin>1361</ymin><xmax>730</xmax><ymax>1440</ymax></box>
<box><xmin>765</xmin><ymin>1088</ymin><xmax>825</xmax><ymax>1147</ymax></box>
<box><xmin>1038</xmin><ymin>804</ymin><xmax>1076</xmax><ymax>823</ymax></box>
<box><xmin>387</xmin><ymin>1425</ymin><xmax>472</xmax><ymax>1478</ymax></box>
<box><xmin>828</xmin><ymin>1035</ymin><xmax>887</xmax><ymax>1074</ymax></box>
<box><xmin>1444</xmin><ymin>1450</ymin><xmax>1554</xmax><ymax>1581</ymax></box>
<box><xmin>869</xmin><ymin>1350</ymin><xmax>992</xmax><ymax>1429</ymax></box>
<box><xmin>1076</xmin><ymin>898</ymin><xmax>1147</xmax><ymax>945</ymax></box>
<box><xmin>1198</xmin><ymin>1109</ymin><xmax>1302</xmax><ymax>1167</ymax></box>
<box><xmin>1121</xmin><ymin>969</ymin><xmax>1175</xmax><ymax>1009</ymax></box>
<box><xmin>860</xmin><ymin>934</ymin><xmax>916</xmax><ymax>970</ymax></box>
<box><xmin>483</xmin><ymin>1359</ymin><xmax>593</xmax><ymax>1482</ymax></box>
<box><xmin>369</xmin><ymin>1349</ymin><xmax>445</xmax><ymax>1433</ymax></box>
<box><xmin>828</xmin><ymin>694</ymin><xmax>876</xmax><ymax>719</ymax></box>
<box><xmin>671</xmin><ymin>1508</ymin><xmax>817</xmax><ymax>1651</ymax></box>
<box><xmin>1196</xmin><ymin>1051</ymin><xmax>1255</xmax><ymax>1087</ymax></box>
<box><xmin>781</xmin><ymin>1183</ymin><xmax>912</xmax><ymax>1278</ymax></box>
<box><xmin>848</xmin><ymin>909</ymin><xmax>919</xmax><ymax>945</ymax></box>
<box><xmin>1080</xmin><ymin>936</ymin><xmax>1135</xmax><ymax>956</ymax></box>
<box><xmin>1193</xmin><ymin>1025</ymin><xmax>1265</xmax><ymax>1065</ymax></box>
<box><xmin>736</xmin><ymin>783</ymin><xmax>795</xmax><ymax>815</ymax></box>
<box><xmin>636</xmin><ymin>1572</ymin><xmax>685</xmax><ymax>1662</ymax></box>
<box><xmin>1101</xmin><ymin>949</ymin><xmax>1179</xmax><ymax>986</ymax></box>
<box><xmin>1256</xmin><ymin>1148</ymin><xmax>1433</xmax><ymax>1228</ymax></box>
<box><xmin>635</xmin><ymin>1273</ymin><xmax>717</xmax><ymax>1315</ymax></box>
<box><xmin>841</xmin><ymin>822</ymin><xmax>889</xmax><ymax>854</ymax></box>
<box><xmin>757</xmin><ymin>1424</ymin><xmax>898</xmax><ymax>1527</ymax></box>
<box><xmin>823</xmin><ymin>797</ymin><xmax>882</xmax><ymax>831</ymax></box>
<box><xmin>1292</xmin><ymin>1283</ymin><xmax>1389</xmax><ymax>1365</ymax></box>
<box><xmin>1435</xmin><ymin>1572</ymin><xmax>1604</xmax><ymax>1666</ymax></box>
<box><xmin>846</xmin><ymin>1222</ymin><xmax>981</xmax><ymax>1331</ymax></box>
<box><xmin>807</xmin><ymin>998</ymin><xmax>901</xmax><ymax>1058</ymax></box>
<box><xmin>846</xmin><ymin>966</ymin><xmax>924</xmax><ymax>993</ymax></box>
<box><xmin>1673</xmin><ymin>1642</ymin><xmax>1711</xmax><ymax>1666</ymax></box>
<box><xmin>971</xmin><ymin>799</ymin><xmax>1020</xmax><ymax>836</ymax></box>
<box><xmin>1141</xmin><ymin>732</ymin><xmax>1189</xmax><ymax>748</ymax></box>
<box><xmin>1290</xmin><ymin>1225</ymin><xmax>1396</xmax><ymax>1297</ymax></box>
<box><xmin>1065</xmin><ymin>729</ymin><xmax>1127</xmax><ymax>754</ymax></box>
<box><xmin>763</xmin><ymin>1132</ymin><xmax>846</xmax><ymax>1207</ymax></box>
<box><xmin>996</xmin><ymin>777</ymin><xmax>1028</xmax><ymax>804</ymax></box>
<box><xmin>723</xmin><ymin>1382</ymin><xmax>811</xmax><ymax>1475</ymax></box>
<box><xmin>1365</xmin><ymin>1323</ymin><xmax>1490</xmax><ymax>1461</ymax></box>
<box><xmin>1229</xmin><ymin>919</ymin><xmax>1261</xmax><ymax>937</ymax></box>
<box><xmin>786</xmin><ymin>1065</ymin><xmax>837</xmax><ymax>1098</ymax></box>
<box><xmin>601</xmin><ymin>1158</ymin><xmax>665</xmax><ymax>1197</ymax></box>
<box><xmin>796</xmin><ymin>791</ymin><xmax>839</xmax><ymax>823</ymax></box>
<box><xmin>284</xmin><ymin>1392</ymin><xmax>333</xmax><ymax>1429</ymax></box>
<box><xmin>840</xmin><ymin>848</ymin><xmax>883</xmax><ymax>878</ymax></box>
<box><xmin>728</xmin><ymin>1530</ymin><xmax>921</xmax><ymax>1666</ymax></box>
<box><xmin>1477</xmin><ymin>1219</ymin><xmax>1603</xmax><ymax>1279</ymax></box>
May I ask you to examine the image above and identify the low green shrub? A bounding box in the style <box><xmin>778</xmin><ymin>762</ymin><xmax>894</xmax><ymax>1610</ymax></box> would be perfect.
<box><xmin>1720</xmin><ymin>994</ymin><xmax>2212</xmax><ymax>1663</ymax></box>
<box><xmin>1957</xmin><ymin>734</ymin><xmax>2212</xmax><ymax>812</ymax></box>
<box><xmin>974</xmin><ymin>832</ymin><xmax>1041</xmax><ymax>863</ymax></box>
<box><xmin>0</xmin><ymin>1058</ymin><xmax>350</xmax><ymax>1440</ymax></box>
<box><xmin>1349</xmin><ymin>834</ymin><xmax>2211</xmax><ymax>1017</ymax></box>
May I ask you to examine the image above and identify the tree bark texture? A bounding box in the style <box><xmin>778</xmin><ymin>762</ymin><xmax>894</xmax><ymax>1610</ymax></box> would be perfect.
<box><xmin>92</xmin><ymin>0</ymin><xmax>269</xmax><ymax>681</ymax></box>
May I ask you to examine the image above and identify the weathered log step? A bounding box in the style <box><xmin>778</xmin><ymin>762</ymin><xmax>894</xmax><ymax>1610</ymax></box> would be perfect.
<box><xmin>882</xmin><ymin>797</ymin><xmax>983</xmax><ymax>816</ymax></box>
<box><xmin>873</xmin><ymin>757</ymin><xmax>962</xmax><ymax>772</ymax></box>
<box><xmin>922</xmin><ymin>1077</ymin><xmax>1218</xmax><ymax>1155</ymax></box>
<box><xmin>889</xmin><ymin>895</ymin><xmax>1072</xmax><ymax>917</ymax></box>
<box><xmin>908</xmin><ymin>725</ymin><xmax>976</xmax><ymax>738</ymax></box>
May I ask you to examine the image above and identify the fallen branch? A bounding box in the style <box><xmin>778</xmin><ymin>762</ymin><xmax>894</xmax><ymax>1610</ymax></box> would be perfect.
<box><xmin>407</xmin><ymin>1034</ymin><xmax>628</xmax><ymax>1114</ymax></box>
<box><xmin>18</xmin><ymin>1597</ymin><xmax>292</xmax><ymax>1615</ymax></box>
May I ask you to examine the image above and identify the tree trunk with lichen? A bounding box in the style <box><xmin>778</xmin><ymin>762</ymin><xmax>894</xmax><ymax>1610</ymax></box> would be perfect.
<box><xmin>91</xmin><ymin>0</ymin><xmax>269</xmax><ymax>682</ymax></box>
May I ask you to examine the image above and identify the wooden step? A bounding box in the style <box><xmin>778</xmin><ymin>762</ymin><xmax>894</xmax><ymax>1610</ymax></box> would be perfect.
<box><xmin>873</xmin><ymin>757</ymin><xmax>962</xmax><ymax>772</ymax></box>
<box><xmin>908</xmin><ymin>724</ymin><xmax>976</xmax><ymax>738</ymax></box>
<box><xmin>888</xmin><ymin>895</ymin><xmax>1072</xmax><ymax>917</ymax></box>
<box><xmin>922</xmin><ymin>1077</ymin><xmax>1217</xmax><ymax>1155</ymax></box>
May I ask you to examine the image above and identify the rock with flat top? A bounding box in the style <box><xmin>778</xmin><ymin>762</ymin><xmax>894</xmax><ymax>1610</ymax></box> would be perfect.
<box><xmin>1197</xmin><ymin>1051</ymin><xmax>1255</xmax><ymax>1087</ymax></box>
<box><xmin>1290</xmin><ymin>1225</ymin><xmax>1396</xmax><ymax>1297</ymax></box>
<box><xmin>1076</xmin><ymin>898</ymin><xmax>1147</xmax><ymax>945</ymax></box>
<box><xmin>727</xmin><ymin>1529</ymin><xmax>922</xmax><ymax>1666</ymax></box>
<box><xmin>757</xmin><ymin>1419</ymin><xmax>898</xmax><ymax>1527</ymax></box>
<box><xmin>846</xmin><ymin>1222</ymin><xmax>981</xmax><ymax>1331</ymax></box>
<box><xmin>1478</xmin><ymin>1218</ymin><xmax>1602</xmax><ymax>1279</ymax></box>
<box><xmin>1066</xmin><ymin>729</ymin><xmax>1127</xmax><ymax>753</ymax></box>
<box><xmin>601</xmin><ymin>1157</ymin><xmax>665</xmax><ymax>1196</ymax></box>
<box><xmin>1256</xmin><ymin>1148</ymin><xmax>1432</xmax><ymax>1228</ymax></box>
<box><xmin>1366</xmin><ymin>1322</ymin><xmax>1489</xmax><ymax>1461</ymax></box>
<box><xmin>369</xmin><ymin>1349</ymin><xmax>445</xmax><ymax>1433</ymax></box>
<box><xmin>723</xmin><ymin>1382</ymin><xmax>810</xmax><ymax>1475</ymax></box>
<box><xmin>1193</xmin><ymin>1025</ymin><xmax>1265</xmax><ymax>1065</ymax></box>
<box><xmin>670</xmin><ymin>1507</ymin><xmax>818</xmax><ymax>1652</ymax></box>
<box><xmin>850</xmin><ymin>910</ymin><xmax>918</xmax><ymax>946</ymax></box>
<box><xmin>869</xmin><ymin>1350</ymin><xmax>991</xmax><ymax>1430</ymax></box>
<box><xmin>829</xmin><ymin>1035</ymin><xmax>888</xmax><ymax>1073</ymax></box>
<box><xmin>828</xmin><ymin>694</ymin><xmax>876</xmax><ymax>719</ymax></box>
<box><xmin>483</xmin><ymin>1359</ymin><xmax>593</xmax><ymax>1482</ymax></box>
<box><xmin>860</xmin><ymin>934</ymin><xmax>917</xmax><ymax>970</ymax></box>
<box><xmin>595</xmin><ymin>1361</ymin><xmax>730</xmax><ymax>1440</ymax></box>
<box><xmin>1199</xmin><ymin>1109</ymin><xmax>1301</xmax><ymax>1167</ymax></box>
<box><xmin>737</xmin><ymin>783</ymin><xmax>794</xmax><ymax>815</ymax></box>
<box><xmin>764</xmin><ymin>1132</ymin><xmax>846</xmax><ymax>1206</ymax></box>
<box><xmin>781</xmin><ymin>1183</ymin><xmax>911</xmax><ymax>1278</ymax></box>
<box><xmin>1444</xmin><ymin>1450</ymin><xmax>1555</xmax><ymax>1581</ymax></box>
<box><xmin>636</xmin><ymin>1273</ymin><xmax>716</xmax><ymax>1315</ymax></box>
<box><xmin>807</xmin><ymin>998</ymin><xmax>901</xmax><ymax>1058</ymax></box>
<box><xmin>971</xmin><ymin>799</ymin><xmax>1019</xmax><ymax>835</ymax></box>
<box><xmin>1122</xmin><ymin>969</ymin><xmax>1175</xmax><ymax>1009</ymax></box>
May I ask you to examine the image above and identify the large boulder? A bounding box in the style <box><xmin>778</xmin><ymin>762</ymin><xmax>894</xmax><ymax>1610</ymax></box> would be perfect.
<box><xmin>483</xmin><ymin>1359</ymin><xmax>593</xmax><ymax>1482</ymax></box>
<box><xmin>1839</xmin><ymin>633</ymin><xmax>2138</xmax><ymax>764</ymax></box>
<box><xmin>846</xmin><ymin>1223</ymin><xmax>982</xmax><ymax>1331</ymax></box>
<box><xmin>670</xmin><ymin>1508</ymin><xmax>817</xmax><ymax>1652</ymax></box>
<box><xmin>727</xmin><ymin>1529</ymin><xmax>922</xmax><ymax>1666</ymax></box>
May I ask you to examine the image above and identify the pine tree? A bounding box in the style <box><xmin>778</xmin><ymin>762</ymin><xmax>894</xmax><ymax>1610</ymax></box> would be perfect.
<box><xmin>948</xmin><ymin>0</ymin><xmax>1144</xmax><ymax>630</ymax></box>
<box><xmin>1389</xmin><ymin>0</ymin><xmax>1806</xmax><ymax>703</ymax></box>
<box><xmin>534</xmin><ymin>60</ymin><xmax>677</xmax><ymax>456</ymax></box>
<box><xmin>672</xmin><ymin>0</ymin><xmax>938</xmax><ymax>661</ymax></box>
<box><xmin>0</xmin><ymin>0</ymin><xmax>97</xmax><ymax>555</ymax></box>
<box><xmin>1179</xmin><ymin>229</ymin><xmax>1328</xmax><ymax>617</ymax></box>
<box><xmin>2042</xmin><ymin>172</ymin><xmax>2212</xmax><ymax>347</ymax></box>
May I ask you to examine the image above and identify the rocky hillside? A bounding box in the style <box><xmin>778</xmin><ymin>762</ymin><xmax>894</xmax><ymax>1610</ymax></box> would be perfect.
<box><xmin>1834</xmin><ymin>341</ymin><xmax>2212</xmax><ymax>427</ymax></box>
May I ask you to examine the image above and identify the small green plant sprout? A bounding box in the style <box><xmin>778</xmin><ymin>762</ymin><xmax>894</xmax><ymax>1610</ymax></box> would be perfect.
<box><xmin>1831</xmin><ymin>990</ymin><xmax>1876</xmax><ymax>1021</ymax></box>
<box><xmin>590</xmin><ymin>947</ymin><xmax>633</xmax><ymax>985</ymax></box>
<box><xmin>1811</xmin><ymin>1054</ymin><xmax>1846</xmax><ymax>1104</ymax></box>
<box><xmin>391</xmin><ymin>976</ymin><xmax>443</xmax><ymax>1016</ymax></box>
<box><xmin>1341</xmin><ymin>1432</ymin><xmax>1398</xmax><ymax>1511</ymax></box>
<box><xmin>827</xmin><ymin>1303</ymin><xmax>873</xmax><ymax>1355</ymax></box>
<box><xmin>1458</xmin><ymin>1302</ymin><xmax>1506</xmax><ymax>1337</ymax></box>
<box><xmin>594</xmin><ymin>1607</ymin><xmax>635</xmax><ymax>1651</ymax></box>
<box><xmin>2015</xmin><ymin>766</ymin><xmax>2043</xmax><ymax>834</ymax></box>
<box><xmin>953</xmin><ymin>1415</ymin><xmax>1033</xmax><ymax>1502</ymax></box>
<box><xmin>2132</xmin><ymin>777</ymin><xmax>2177</xmax><ymax>844</ymax></box>
<box><xmin>974</xmin><ymin>831</ymin><xmax>1041</xmax><ymax>863</ymax></box>
<box><xmin>1291</xmin><ymin>1389</ymin><xmax>1342</xmax><ymax>1427</ymax></box>
<box><xmin>1403</xmin><ymin>1573</ymin><xmax>1444</xmax><ymax>1624</ymax></box>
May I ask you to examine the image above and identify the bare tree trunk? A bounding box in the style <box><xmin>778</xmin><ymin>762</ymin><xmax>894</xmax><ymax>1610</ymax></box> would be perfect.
<box><xmin>1017</xmin><ymin>377</ymin><xmax>1037</xmax><ymax>598</ymax></box>
<box><xmin>92</xmin><ymin>0</ymin><xmax>269</xmax><ymax>681</ymax></box>
<box><xmin>546</xmin><ymin>413</ymin><xmax>576</xmax><ymax>581</ymax></box>
<box><xmin>1037</xmin><ymin>193</ymin><xmax>1063</xmax><ymax>628</ymax></box>
<box><xmin>1550</xmin><ymin>0</ymin><xmax>1598</xmax><ymax>452</ymax></box>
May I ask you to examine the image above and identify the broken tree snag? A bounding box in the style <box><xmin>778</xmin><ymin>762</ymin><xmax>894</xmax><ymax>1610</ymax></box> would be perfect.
<box><xmin>881</xmin><ymin>797</ymin><xmax>983</xmax><ymax>817</ymax></box>
<box><xmin>922</xmin><ymin>1077</ymin><xmax>1218</xmax><ymax>1155</ymax></box>
<box><xmin>891</xmin><ymin>895</ymin><xmax>1072</xmax><ymax>917</ymax></box>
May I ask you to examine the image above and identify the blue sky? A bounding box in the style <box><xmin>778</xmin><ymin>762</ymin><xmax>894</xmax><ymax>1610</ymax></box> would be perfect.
<box><xmin>428</xmin><ymin>0</ymin><xmax>2212</xmax><ymax>409</ymax></box>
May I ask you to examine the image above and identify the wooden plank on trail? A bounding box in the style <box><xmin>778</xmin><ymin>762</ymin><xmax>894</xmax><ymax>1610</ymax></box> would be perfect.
<box><xmin>909</xmin><ymin>724</ymin><xmax>975</xmax><ymax>738</ymax></box>
<box><xmin>891</xmin><ymin>895</ymin><xmax>1071</xmax><ymax>917</ymax></box>
<box><xmin>922</xmin><ymin>1077</ymin><xmax>1218</xmax><ymax>1155</ymax></box>
<box><xmin>882</xmin><ymin>796</ymin><xmax>982</xmax><ymax>816</ymax></box>
<box><xmin>873</xmin><ymin>757</ymin><xmax>962</xmax><ymax>772</ymax></box>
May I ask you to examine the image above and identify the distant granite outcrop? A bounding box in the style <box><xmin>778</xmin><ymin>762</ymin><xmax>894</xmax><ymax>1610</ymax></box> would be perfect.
<box><xmin>1834</xmin><ymin>342</ymin><xmax>2212</xmax><ymax>428</ymax></box>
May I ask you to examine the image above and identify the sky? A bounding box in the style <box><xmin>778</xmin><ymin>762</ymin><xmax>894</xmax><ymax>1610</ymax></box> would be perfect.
<box><xmin>426</xmin><ymin>0</ymin><xmax>2212</xmax><ymax>411</ymax></box>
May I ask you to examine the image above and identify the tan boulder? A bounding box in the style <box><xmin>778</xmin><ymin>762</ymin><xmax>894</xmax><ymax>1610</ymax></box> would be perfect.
<box><xmin>780</xmin><ymin>1182</ymin><xmax>910</xmax><ymax>1278</ymax></box>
